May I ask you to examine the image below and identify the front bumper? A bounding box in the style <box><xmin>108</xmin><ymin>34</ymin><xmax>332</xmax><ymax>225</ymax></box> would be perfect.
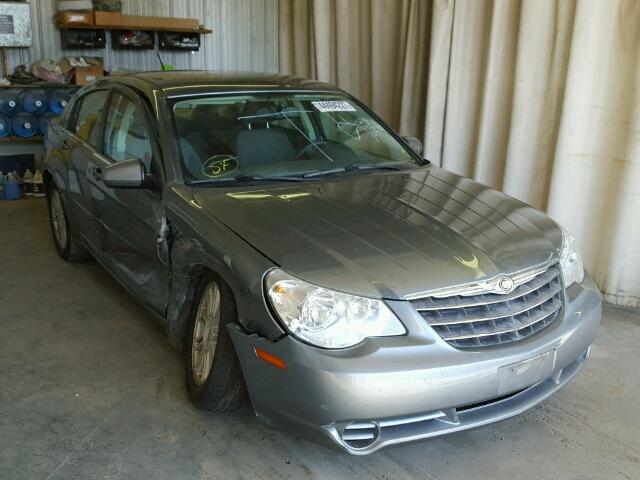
<box><xmin>229</xmin><ymin>275</ymin><xmax>601</xmax><ymax>454</ymax></box>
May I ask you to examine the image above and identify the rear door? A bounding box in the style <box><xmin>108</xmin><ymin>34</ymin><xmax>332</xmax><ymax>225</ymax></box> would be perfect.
<box><xmin>65</xmin><ymin>89</ymin><xmax>110</xmax><ymax>255</ymax></box>
<box><xmin>92</xmin><ymin>87</ymin><xmax>169</xmax><ymax>314</ymax></box>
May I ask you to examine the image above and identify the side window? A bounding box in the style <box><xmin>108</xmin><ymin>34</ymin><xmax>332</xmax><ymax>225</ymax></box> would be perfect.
<box><xmin>58</xmin><ymin>99</ymin><xmax>74</xmax><ymax>130</ymax></box>
<box><xmin>74</xmin><ymin>90</ymin><xmax>109</xmax><ymax>149</ymax></box>
<box><xmin>103</xmin><ymin>92</ymin><xmax>153</xmax><ymax>167</ymax></box>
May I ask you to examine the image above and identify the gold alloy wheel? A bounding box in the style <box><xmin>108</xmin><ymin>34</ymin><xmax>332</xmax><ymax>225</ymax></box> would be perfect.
<box><xmin>191</xmin><ymin>282</ymin><xmax>221</xmax><ymax>385</ymax></box>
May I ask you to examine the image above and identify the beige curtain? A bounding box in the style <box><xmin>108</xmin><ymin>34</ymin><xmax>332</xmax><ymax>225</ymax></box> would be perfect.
<box><xmin>279</xmin><ymin>0</ymin><xmax>640</xmax><ymax>307</ymax></box>
<box><xmin>279</xmin><ymin>0</ymin><xmax>431</xmax><ymax>133</ymax></box>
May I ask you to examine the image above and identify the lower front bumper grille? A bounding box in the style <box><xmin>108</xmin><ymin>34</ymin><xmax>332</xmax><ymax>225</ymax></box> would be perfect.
<box><xmin>326</xmin><ymin>346</ymin><xmax>590</xmax><ymax>455</ymax></box>
<box><xmin>410</xmin><ymin>263</ymin><xmax>564</xmax><ymax>348</ymax></box>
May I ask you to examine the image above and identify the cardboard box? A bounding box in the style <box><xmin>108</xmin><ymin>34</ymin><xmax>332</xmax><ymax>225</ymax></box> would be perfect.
<box><xmin>60</xmin><ymin>57</ymin><xmax>104</xmax><ymax>85</ymax></box>
<box><xmin>93</xmin><ymin>11</ymin><xmax>121</xmax><ymax>26</ymax></box>
<box><xmin>94</xmin><ymin>11</ymin><xmax>199</xmax><ymax>30</ymax></box>
<box><xmin>75</xmin><ymin>65</ymin><xmax>104</xmax><ymax>85</ymax></box>
<box><xmin>57</xmin><ymin>0</ymin><xmax>93</xmax><ymax>11</ymax></box>
<box><xmin>56</xmin><ymin>11</ymin><xmax>95</xmax><ymax>27</ymax></box>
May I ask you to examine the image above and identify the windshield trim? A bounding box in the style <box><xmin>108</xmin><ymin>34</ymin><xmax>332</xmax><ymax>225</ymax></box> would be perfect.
<box><xmin>166</xmin><ymin>88</ymin><xmax>344</xmax><ymax>99</ymax></box>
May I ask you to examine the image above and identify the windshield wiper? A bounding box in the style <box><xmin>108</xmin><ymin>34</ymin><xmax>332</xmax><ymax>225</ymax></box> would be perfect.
<box><xmin>302</xmin><ymin>162</ymin><xmax>412</xmax><ymax>179</ymax></box>
<box><xmin>187</xmin><ymin>174</ymin><xmax>306</xmax><ymax>185</ymax></box>
<box><xmin>302</xmin><ymin>167</ymin><xmax>346</xmax><ymax>179</ymax></box>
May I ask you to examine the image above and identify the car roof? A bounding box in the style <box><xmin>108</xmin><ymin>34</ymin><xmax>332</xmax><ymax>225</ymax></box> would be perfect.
<box><xmin>103</xmin><ymin>71</ymin><xmax>342</xmax><ymax>99</ymax></box>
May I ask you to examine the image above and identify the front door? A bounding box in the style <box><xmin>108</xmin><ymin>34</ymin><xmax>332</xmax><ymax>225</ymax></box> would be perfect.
<box><xmin>66</xmin><ymin>89</ymin><xmax>110</xmax><ymax>255</ymax></box>
<box><xmin>92</xmin><ymin>88</ymin><xmax>169</xmax><ymax>314</ymax></box>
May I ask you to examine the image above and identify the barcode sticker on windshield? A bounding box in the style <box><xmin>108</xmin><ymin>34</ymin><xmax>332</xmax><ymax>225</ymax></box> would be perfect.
<box><xmin>312</xmin><ymin>101</ymin><xmax>356</xmax><ymax>113</ymax></box>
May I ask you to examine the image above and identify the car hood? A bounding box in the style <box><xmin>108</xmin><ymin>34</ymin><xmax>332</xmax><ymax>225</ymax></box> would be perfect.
<box><xmin>191</xmin><ymin>166</ymin><xmax>562</xmax><ymax>300</ymax></box>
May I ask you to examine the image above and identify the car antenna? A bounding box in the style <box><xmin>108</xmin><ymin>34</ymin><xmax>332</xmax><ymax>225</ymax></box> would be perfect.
<box><xmin>156</xmin><ymin>52</ymin><xmax>166</xmax><ymax>71</ymax></box>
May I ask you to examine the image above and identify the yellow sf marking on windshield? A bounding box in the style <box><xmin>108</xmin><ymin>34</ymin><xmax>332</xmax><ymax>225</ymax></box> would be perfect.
<box><xmin>202</xmin><ymin>155</ymin><xmax>239</xmax><ymax>177</ymax></box>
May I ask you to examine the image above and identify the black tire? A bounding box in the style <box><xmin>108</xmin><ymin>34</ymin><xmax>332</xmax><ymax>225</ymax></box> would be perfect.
<box><xmin>185</xmin><ymin>272</ymin><xmax>246</xmax><ymax>411</ymax></box>
<box><xmin>46</xmin><ymin>184</ymin><xmax>91</xmax><ymax>262</ymax></box>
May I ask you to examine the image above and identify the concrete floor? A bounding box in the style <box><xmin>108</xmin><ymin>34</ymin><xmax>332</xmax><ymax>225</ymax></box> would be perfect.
<box><xmin>1</xmin><ymin>198</ymin><xmax>639</xmax><ymax>480</ymax></box>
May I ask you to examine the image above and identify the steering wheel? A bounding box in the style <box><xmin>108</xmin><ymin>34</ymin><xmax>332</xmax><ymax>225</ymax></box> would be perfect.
<box><xmin>295</xmin><ymin>140</ymin><xmax>331</xmax><ymax>160</ymax></box>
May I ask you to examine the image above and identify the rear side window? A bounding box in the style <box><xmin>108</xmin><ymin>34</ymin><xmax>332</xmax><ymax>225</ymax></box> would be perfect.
<box><xmin>74</xmin><ymin>90</ymin><xmax>109</xmax><ymax>149</ymax></box>
<box><xmin>102</xmin><ymin>92</ymin><xmax>153</xmax><ymax>167</ymax></box>
<box><xmin>58</xmin><ymin>98</ymin><xmax>74</xmax><ymax>130</ymax></box>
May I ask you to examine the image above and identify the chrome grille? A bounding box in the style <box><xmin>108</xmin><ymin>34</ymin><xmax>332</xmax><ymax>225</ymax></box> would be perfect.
<box><xmin>410</xmin><ymin>263</ymin><xmax>563</xmax><ymax>348</ymax></box>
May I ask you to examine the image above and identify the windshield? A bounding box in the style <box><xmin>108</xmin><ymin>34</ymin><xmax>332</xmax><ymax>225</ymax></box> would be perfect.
<box><xmin>172</xmin><ymin>93</ymin><xmax>420</xmax><ymax>183</ymax></box>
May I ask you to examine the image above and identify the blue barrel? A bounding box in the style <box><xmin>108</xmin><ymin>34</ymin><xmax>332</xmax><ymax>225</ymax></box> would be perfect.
<box><xmin>0</xmin><ymin>91</ymin><xmax>21</xmax><ymax>117</ymax></box>
<box><xmin>38</xmin><ymin>112</ymin><xmax>57</xmax><ymax>135</ymax></box>
<box><xmin>20</xmin><ymin>89</ymin><xmax>48</xmax><ymax>115</ymax></box>
<box><xmin>0</xmin><ymin>114</ymin><xmax>11</xmax><ymax>138</ymax></box>
<box><xmin>11</xmin><ymin>112</ymin><xmax>38</xmax><ymax>138</ymax></box>
<box><xmin>48</xmin><ymin>90</ymin><xmax>72</xmax><ymax>115</ymax></box>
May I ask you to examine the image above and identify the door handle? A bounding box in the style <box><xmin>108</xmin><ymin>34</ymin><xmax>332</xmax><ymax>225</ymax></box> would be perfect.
<box><xmin>61</xmin><ymin>140</ymin><xmax>69</xmax><ymax>150</ymax></box>
<box><xmin>89</xmin><ymin>166</ymin><xmax>103</xmax><ymax>181</ymax></box>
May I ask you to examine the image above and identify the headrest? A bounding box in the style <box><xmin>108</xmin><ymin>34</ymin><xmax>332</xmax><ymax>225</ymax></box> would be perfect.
<box><xmin>251</xmin><ymin>107</ymin><xmax>276</xmax><ymax>123</ymax></box>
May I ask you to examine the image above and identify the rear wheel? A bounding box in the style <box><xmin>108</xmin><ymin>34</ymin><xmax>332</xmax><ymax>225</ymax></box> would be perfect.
<box><xmin>185</xmin><ymin>273</ymin><xmax>246</xmax><ymax>411</ymax></box>
<box><xmin>47</xmin><ymin>185</ymin><xmax>90</xmax><ymax>262</ymax></box>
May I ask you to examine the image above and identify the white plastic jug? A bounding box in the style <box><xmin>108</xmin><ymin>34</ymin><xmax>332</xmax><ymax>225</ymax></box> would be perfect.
<box><xmin>32</xmin><ymin>169</ymin><xmax>44</xmax><ymax>197</ymax></box>
<box><xmin>23</xmin><ymin>168</ymin><xmax>33</xmax><ymax>197</ymax></box>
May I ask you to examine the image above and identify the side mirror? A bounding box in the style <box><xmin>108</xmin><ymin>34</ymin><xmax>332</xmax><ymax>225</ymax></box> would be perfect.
<box><xmin>102</xmin><ymin>158</ymin><xmax>146</xmax><ymax>189</ymax></box>
<box><xmin>403</xmin><ymin>136</ymin><xmax>424</xmax><ymax>157</ymax></box>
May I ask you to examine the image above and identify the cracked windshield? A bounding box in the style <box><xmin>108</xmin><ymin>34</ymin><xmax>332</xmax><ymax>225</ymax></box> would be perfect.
<box><xmin>173</xmin><ymin>93</ymin><xmax>420</xmax><ymax>184</ymax></box>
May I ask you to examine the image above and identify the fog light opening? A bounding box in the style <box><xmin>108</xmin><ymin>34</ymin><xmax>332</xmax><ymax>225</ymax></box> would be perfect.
<box><xmin>341</xmin><ymin>421</ymin><xmax>380</xmax><ymax>450</ymax></box>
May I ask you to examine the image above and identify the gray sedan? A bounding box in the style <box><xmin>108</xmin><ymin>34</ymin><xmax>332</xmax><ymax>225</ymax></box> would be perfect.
<box><xmin>43</xmin><ymin>72</ymin><xmax>601</xmax><ymax>454</ymax></box>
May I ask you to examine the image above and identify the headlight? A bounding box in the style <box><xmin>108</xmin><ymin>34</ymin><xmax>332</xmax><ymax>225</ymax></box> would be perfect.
<box><xmin>265</xmin><ymin>269</ymin><xmax>406</xmax><ymax>348</ymax></box>
<box><xmin>559</xmin><ymin>227</ymin><xmax>584</xmax><ymax>288</ymax></box>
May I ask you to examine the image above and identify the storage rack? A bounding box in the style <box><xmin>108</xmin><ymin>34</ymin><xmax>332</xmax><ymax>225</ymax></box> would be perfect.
<box><xmin>58</xmin><ymin>22</ymin><xmax>212</xmax><ymax>51</ymax></box>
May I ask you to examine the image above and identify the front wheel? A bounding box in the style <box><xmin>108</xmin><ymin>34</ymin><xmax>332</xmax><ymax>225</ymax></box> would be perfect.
<box><xmin>47</xmin><ymin>185</ymin><xmax>90</xmax><ymax>262</ymax></box>
<box><xmin>185</xmin><ymin>273</ymin><xmax>246</xmax><ymax>411</ymax></box>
